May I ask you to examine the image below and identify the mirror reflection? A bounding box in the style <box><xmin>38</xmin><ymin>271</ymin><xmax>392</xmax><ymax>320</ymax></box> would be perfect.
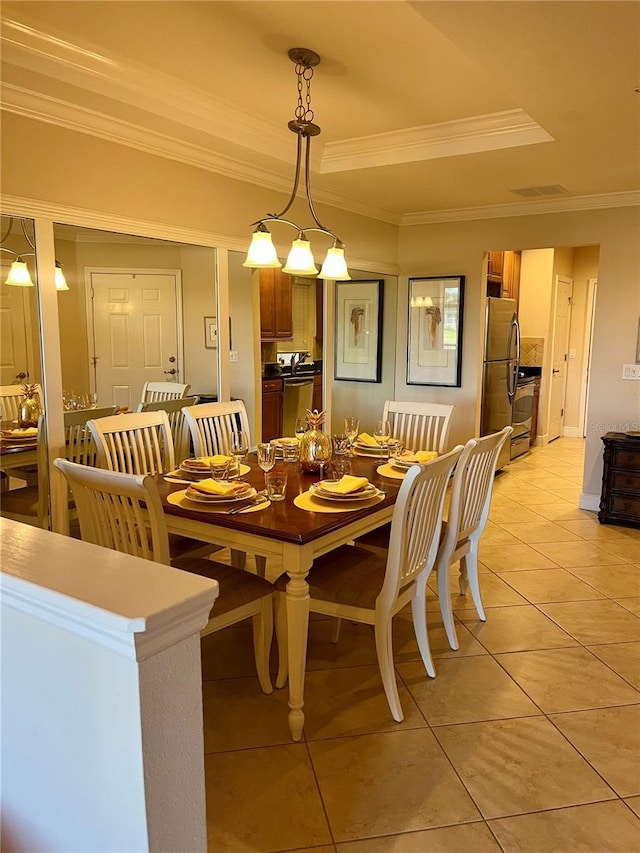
<box><xmin>53</xmin><ymin>224</ymin><xmax>219</xmax><ymax>410</ymax></box>
<box><xmin>0</xmin><ymin>215</ymin><xmax>48</xmax><ymax>528</ymax></box>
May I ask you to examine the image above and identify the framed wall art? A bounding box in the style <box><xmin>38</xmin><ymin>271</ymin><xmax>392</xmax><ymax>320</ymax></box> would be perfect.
<box><xmin>407</xmin><ymin>275</ymin><xmax>464</xmax><ymax>387</ymax></box>
<box><xmin>204</xmin><ymin>316</ymin><xmax>217</xmax><ymax>349</ymax></box>
<box><xmin>335</xmin><ymin>279</ymin><xmax>384</xmax><ymax>382</ymax></box>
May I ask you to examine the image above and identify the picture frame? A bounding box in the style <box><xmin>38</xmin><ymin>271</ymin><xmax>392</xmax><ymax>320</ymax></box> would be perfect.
<box><xmin>204</xmin><ymin>316</ymin><xmax>217</xmax><ymax>349</ymax></box>
<box><xmin>407</xmin><ymin>276</ymin><xmax>464</xmax><ymax>387</ymax></box>
<box><xmin>335</xmin><ymin>279</ymin><xmax>384</xmax><ymax>383</ymax></box>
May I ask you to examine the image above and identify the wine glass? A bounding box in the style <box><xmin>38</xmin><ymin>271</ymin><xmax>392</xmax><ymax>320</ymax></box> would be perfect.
<box><xmin>294</xmin><ymin>417</ymin><xmax>307</xmax><ymax>439</ymax></box>
<box><xmin>344</xmin><ymin>417</ymin><xmax>359</xmax><ymax>455</ymax></box>
<box><xmin>230</xmin><ymin>430</ymin><xmax>248</xmax><ymax>479</ymax></box>
<box><xmin>256</xmin><ymin>442</ymin><xmax>276</xmax><ymax>486</ymax></box>
<box><xmin>374</xmin><ymin>419</ymin><xmax>391</xmax><ymax>457</ymax></box>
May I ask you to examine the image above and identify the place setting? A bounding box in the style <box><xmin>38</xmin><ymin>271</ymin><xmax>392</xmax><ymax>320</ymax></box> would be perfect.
<box><xmin>376</xmin><ymin>445</ymin><xmax>439</xmax><ymax>480</ymax></box>
<box><xmin>294</xmin><ymin>473</ymin><xmax>385</xmax><ymax>513</ymax></box>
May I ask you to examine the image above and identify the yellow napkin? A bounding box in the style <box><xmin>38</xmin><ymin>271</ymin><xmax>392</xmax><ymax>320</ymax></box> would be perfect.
<box><xmin>8</xmin><ymin>427</ymin><xmax>38</xmax><ymax>436</ymax></box>
<box><xmin>406</xmin><ymin>450</ymin><xmax>438</xmax><ymax>463</ymax></box>
<box><xmin>357</xmin><ymin>432</ymin><xmax>379</xmax><ymax>446</ymax></box>
<box><xmin>276</xmin><ymin>437</ymin><xmax>299</xmax><ymax>446</ymax></box>
<box><xmin>185</xmin><ymin>454</ymin><xmax>231</xmax><ymax>469</ymax></box>
<box><xmin>191</xmin><ymin>478</ymin><xmax>249</xmax><ymax>496</ymax></box>
<box><xmin>319</xmin><ymin>475</ymin><xmax>369</xmax><ymax>495</ymax></box>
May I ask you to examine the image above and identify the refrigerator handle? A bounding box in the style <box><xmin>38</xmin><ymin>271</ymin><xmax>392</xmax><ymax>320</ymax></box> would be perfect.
<box><xmin>514</xmin><ymin>317</ymin><xmax>521</xmax><ymax>366</ymax></box>
<box><xmin>506</xmin><ymin>317</ymin><xmax>519</xmax><ymax>401</ymax></box>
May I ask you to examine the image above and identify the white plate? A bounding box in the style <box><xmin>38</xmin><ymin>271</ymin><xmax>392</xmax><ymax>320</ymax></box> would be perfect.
<box><xmin>184</xmin><ymin>485</ymin><xmax>257</xmax><ymax>504</ymax></box>
<box><xmin>310</xmin><ymin>482</ymin><xmax>379</xmax><ymax>502</ymax></box>
<box><xmin>354</xmin><ymin>447</ymin><xmax>388</xmax><ymax>458</ymax></box>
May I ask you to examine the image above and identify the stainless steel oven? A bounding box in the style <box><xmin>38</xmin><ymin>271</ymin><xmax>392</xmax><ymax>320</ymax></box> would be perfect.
<box><xmin>511</xmin><ymin>378</ymin><xmax>535</xmax><ymax>459</ymax></box>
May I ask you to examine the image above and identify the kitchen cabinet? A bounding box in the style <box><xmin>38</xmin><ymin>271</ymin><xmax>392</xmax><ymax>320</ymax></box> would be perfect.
<box><xmin>259</xmin><ymin>269</ymin><xmax>293</xmax><ymax>340</ymax></box>
<box><xmin>312</xmin><ymin>373</ymin><xmax>323</xmax><ymax>413</ymax></box>
<box><xmin>261</xmin><ymin>378</ymin><xmax>283</xmax><ymax>441</ymax></box>
<box><xmin>599</xmin><ymin>433</ymin><xmax>640</xmax><ymax>527</ymax></box>
<box><xmin>501</xmin><ymin>250</ymin><xmax>521</xmax><ymax>303</ymax></box>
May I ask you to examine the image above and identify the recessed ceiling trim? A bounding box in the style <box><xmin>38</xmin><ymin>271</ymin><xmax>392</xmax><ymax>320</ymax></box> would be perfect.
<box><xmin>1</xmin><ymin>84</ymin><xmax>400</xmax><ymax>227</ymax></box>
<box><xmin>401</xmin><ymin>190</ymin><xmax>640</xmax><ymax>225</ymax></box>
<box><xmin>322</xmin><ymin>110</ymin><xmax>554</xmax><ymax>173</ymax></box>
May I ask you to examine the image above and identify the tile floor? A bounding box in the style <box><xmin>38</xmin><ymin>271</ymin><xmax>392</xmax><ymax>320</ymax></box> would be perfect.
<box><xmin>201</xmin><ymin>437</ymin><xmax>640</xmax><ymax>852</ymax></box>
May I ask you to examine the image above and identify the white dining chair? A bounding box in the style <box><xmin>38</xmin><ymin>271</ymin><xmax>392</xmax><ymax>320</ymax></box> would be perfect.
<box><xmin>53</xmin><ymin>459</ymin><xmax>275</xmax><ymax>694</ymax></box>
<box><xmin>382</xmin><ymin>400</ymin><xmax>455</xmax><ymax>454</ymax></box>
<box><xmin>88</xmin><ymin>410</ymin><xmax>175</xmax><ymax>474</ymax></box>
<box><xmin>140</xmin><ymin>381</ymin><xmax>191</xmax><ymax>403</ymax></box>
<box><xmin>183</xmin><ymin>400</ymin><xmax>251</xmax><ymax>457</ymax></box>
<box><xmin>435</xmin><ymin>426</ymin><xmax>513</xmax><ymax>650</ymax></box>
<box><xmin>64</xmin><ymin>406</ymin><xmax>117</xmax><ymax>466</ymax></box>
<box><xmin>274</xmin><ymin>445</ymin><xmax>464</xmax><ymax>722</ymax></box>
<box><xmin>88</xmin><ymin>409</ymin><xmax>217</xmax><ymax>560</ymax></box>
<box><xmin>137</xmin><ymin>395</ymin><xmax>199</xmax><ymax>464</ymax></box>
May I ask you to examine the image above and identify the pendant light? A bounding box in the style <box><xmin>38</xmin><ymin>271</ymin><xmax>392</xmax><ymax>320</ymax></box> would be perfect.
<box><xmin>243</xmin><ymin>48</ymin><xmax>351</xmax><ymax>281</ymax></box>
<box><xmin>1</xmin><ymin>216</ymin><xmax>70</xmax><ymax>290</ymax></box>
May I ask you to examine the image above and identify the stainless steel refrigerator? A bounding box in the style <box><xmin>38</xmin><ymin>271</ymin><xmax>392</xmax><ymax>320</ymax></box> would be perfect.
<box><xmin>481</xmin><ymin>297</ymin><xmax>520</xmax><ymax>469</ymax></box>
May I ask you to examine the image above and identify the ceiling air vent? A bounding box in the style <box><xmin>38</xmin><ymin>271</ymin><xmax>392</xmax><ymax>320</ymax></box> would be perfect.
<box><xmin>510</xmin><ymin>185</ymin><xmax>569</xmax><ymax>197</ymax></box>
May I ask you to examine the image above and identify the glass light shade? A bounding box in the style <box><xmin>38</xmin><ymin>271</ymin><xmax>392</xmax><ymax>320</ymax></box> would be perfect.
<box><xmin>242</xmin><ymin>231</ymin><xmax>282</xmax><ymax>268</ymax></box>
<box><xmin>5</xmin><ymin>259</ymin><xmax>33</xmax><ymax>286</ymax></box>
<box><xmin>319</xmin><ymin>246</ymin><xmax>351</xmax><ymax>281</ymax></box>
<box><xmin>282</xmin><ymin>238</ymin><xmax>318</xmax><ymax>276</ymax></box>
<box><xmin>55</xmin><ymin>263</ymin><xmax>69</xmax><ymax>291</ymax></box>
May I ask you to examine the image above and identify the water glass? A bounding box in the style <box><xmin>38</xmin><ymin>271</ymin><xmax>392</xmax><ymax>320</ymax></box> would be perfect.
<box><xmin>257</xmin><ymin>442</ymin><xmax>276</xmax><ymax>477</ymax></box>
<box><xmin>388</xmin><ymin>438</ymin><xmax>404</xmax><ymax>463</ymax></box>
<box><xmin>281</xmin><ymin>439</ymin><xmax>300</xmax><ymax>463</ymax></box>
<box><xmin>209</xmin><ymin>456</ymin><xmax>231</xmax><ymax>481</ymax></box>
<box><xmin>265</xmin><ymin>471</ymin><xmax>287</xmax><ymax>502</ymax></box>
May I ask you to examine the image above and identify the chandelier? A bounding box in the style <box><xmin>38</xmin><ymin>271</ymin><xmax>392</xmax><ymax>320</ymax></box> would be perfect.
<box><xmin>0</xmin><ymin>217</ymin><xmax>69</xmax><ymax>290</ymax></box>
<box><xmin>243</xmin><ymin>48</ymin><xmax>351</xmax><ymax>281</ymax></box>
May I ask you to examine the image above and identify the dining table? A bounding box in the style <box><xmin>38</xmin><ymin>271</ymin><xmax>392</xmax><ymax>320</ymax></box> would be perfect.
<box><xmin>0</xmin><ymin>426</ymin><xmax>39</xmax><ymax>469</ymax></box>
<box><xmin>156</xmin><ymin>452</ymin><xmax>404</xmax><ymax>740</ymax></box>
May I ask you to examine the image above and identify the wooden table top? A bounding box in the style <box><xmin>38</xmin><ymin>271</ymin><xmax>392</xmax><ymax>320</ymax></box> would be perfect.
<box><xmin>157</xmin><ymin>453</ymin><xmax>402</xmax><ymax>546</ymax></box>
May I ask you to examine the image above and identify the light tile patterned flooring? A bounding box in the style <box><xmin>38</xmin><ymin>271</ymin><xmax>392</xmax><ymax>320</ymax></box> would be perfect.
<box><xmin>201</xmin><ymin>438</ymin><xmax>640</xmax><ymax>852</ymax></box>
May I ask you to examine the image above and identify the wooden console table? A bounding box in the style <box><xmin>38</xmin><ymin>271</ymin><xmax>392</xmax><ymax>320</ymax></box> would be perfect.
<box><xmin>599</xmin><ymin>432</ymin><xmax>640</xmax><ymax>527</ymax></box>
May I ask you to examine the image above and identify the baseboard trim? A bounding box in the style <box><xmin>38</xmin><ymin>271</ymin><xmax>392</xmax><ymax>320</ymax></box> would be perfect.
<box><xmin>563</xmin><ymin>426</ymin><xmax>584</xmax><ymax>438</ymax></box>
<box><xmin>579</xmin><ymin>492</ymin><xmax>600</xmax><ymax>512</ymax></box>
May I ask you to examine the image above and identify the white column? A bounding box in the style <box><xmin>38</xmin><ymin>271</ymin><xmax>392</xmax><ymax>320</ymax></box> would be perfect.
<box><xmin>0</xmin><ymin>518</ymin><xmax>218</xmax><ymax>853</ymax></box>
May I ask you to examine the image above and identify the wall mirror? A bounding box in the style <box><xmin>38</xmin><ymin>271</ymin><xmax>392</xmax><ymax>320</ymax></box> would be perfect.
<box><xmin>53</xmin><ymin>223</ymin><xmax>220</xmax><ymax>411</ymax></box>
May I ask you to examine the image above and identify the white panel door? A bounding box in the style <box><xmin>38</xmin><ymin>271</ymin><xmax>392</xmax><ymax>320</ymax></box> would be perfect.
<box><xmin>90</xmin><ymin>272</ymin><xmax>180</xmax><ymax>409</ymax></box>
<box><xmin>548</xmin><ymin>276</ymin><xmax>573</xmax><ymax>442</ymax></box>
<box><xmin>0</xmin><ymin>283</ymin><xmax>34</xmax><ymax>385</ymax></box>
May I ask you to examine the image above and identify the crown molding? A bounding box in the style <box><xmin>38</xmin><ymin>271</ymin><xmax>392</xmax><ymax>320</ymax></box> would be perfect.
<box><xmin>0</xmin><ymin>195</ymin><xmax>400</xmax><ymax>276</ymax></box>
<box><xmin>322</xmin><ymin>110</ymin><xmax>554</xmax><ymax>173</ymax></box>
<box><xmin>1</xmin><ymin>84</ymin><xmax>400</xmax><ymax>226</ymax></box>
<box><xmin>401</xmin><ymin>190</ymin><xmax>640</xmax><ymax>225</ymax></box>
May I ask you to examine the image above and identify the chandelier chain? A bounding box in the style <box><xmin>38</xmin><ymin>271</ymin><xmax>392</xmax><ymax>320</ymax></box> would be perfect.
<box><xmin>294</xmin><ymin>62</ymin><xmax>315</xmax><ymax>124</ymax></box>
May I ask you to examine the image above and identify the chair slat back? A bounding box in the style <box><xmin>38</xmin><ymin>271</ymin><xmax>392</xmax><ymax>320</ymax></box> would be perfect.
<box><xmin>137</xmin><ymin>396</ymin><xmax>199</xmax><ymax>463</ymax></box>
<box><xmin>88</xmin><ymin>411</ymin><xmax>175</xmax><ymax>475</ymax></box>
<box><xmin>382</xmin><ymin>401</ymin><xmax>454</xmax><ymax>454</ymax></box>
<box><xmin>183</xmin><ymin>401</ymin><xmax>251</xmax><ymax>457</ymax></box>
<box><xmin>54</xmin><ymin>459</ymin><xmax>171</xmax><ymax>565</ymax></box>
<box><xmin>0</xmin><ymin>384</ymin><xmax>42</xmax><ymax>422</ymax></box>
<box><xmin>379</xmin><ymin>445</ymin><xmax>463</xmax><ymax>609</ymax></box>
<box><xmin>444</xmin><ymin>426</ymin><xmax>512</xmax><ymax>552</ymax></box>
<box><xmin>64</xmin><ymin>406</ymin><xmax>117</xmax><ymax>466</ymax></box>
<box><xmin>141</xmin><ymin>381</ymin><xmax>191</xmax><ymax>403</ymax></box>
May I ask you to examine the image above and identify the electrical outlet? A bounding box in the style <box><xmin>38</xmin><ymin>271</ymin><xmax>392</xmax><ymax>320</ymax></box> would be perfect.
<box><xmin>229</xmin><ymin>351</ymin><xmax>239</xmax><ymax>363</ymax></box>
<box><xmin>622</xmin><ymin>363</ymin><xmax>640</xmax><ymax>380</ymax></box>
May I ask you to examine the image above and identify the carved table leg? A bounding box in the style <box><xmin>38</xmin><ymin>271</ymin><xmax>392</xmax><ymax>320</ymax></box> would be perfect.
<box><xmin>285</xmin><ymin>570</ymin><xmax>310</xmax><ymax>741</ymax></box>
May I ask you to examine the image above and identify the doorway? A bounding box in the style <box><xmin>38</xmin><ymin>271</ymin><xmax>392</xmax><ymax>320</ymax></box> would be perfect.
<box><xmin>548</xmin><ymin>275</ymin><xmax>573</xmax><ymax>442</ymax></box>
<box><xmin>87</xmin><ymin>269</ymin><xmax>183</xmax><ymax>409</ymax></box>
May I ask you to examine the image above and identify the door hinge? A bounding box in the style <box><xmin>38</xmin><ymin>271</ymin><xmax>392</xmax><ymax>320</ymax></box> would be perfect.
<box><xmin>561</xmin><ymin>408</ymin><xmax>564</xmax><ymax>416</ymax></box>
<box><xmin>564</xmin><ymin>353</ymin><xmax>567</xmax><ymax>361</ymax></box>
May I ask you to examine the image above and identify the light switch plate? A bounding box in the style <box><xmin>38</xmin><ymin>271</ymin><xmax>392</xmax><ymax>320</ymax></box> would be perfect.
<box><xmin>229</xmin><ymin>351</ymin><xmax>238</xmax><ymax>363</ymax></box>
<box><xmin>622</xmin><ymin>363</ymin><xmax>640</xmax><ymax>379</ymax></box>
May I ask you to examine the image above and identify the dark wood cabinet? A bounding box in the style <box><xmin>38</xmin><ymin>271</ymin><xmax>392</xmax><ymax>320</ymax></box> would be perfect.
<box><xmin>259</xmin><ymin>269</ymin><xmax>293</xmax><ymax>340</ymax></box>
<box><xmin>261</xmin><ymin>378</ymin><xmax>283</xmax><ymax>441</ymax></box>
<box><xmin>486</xmin><ymin>250</ymin><xmax>521</xmax><ymax>306</ymax></box>
<box><xmin>599</xmin><ymin>432</ymin><xmax>640</xmax><ymax>527</ymax></box>
<box><xmin>312</xmin><ymin>373</ymin><xmax>322</xmax><ymax>413</ymax></box>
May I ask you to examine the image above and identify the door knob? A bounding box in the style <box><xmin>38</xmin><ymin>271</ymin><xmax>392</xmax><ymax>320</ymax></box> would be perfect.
<box><xmin>15</xmin><ymin>371</ymin><xmax>28</xmax><ymax>381</ymax></box>
<box><xmin>552</xmin><ymin>369</ymin><xmax>560</xmax><ymax>374</ymax></box>
<box><xmin>163</xmin><ymin>369</ymin><xmax>177</xmax><ymax>376</ymax></box>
